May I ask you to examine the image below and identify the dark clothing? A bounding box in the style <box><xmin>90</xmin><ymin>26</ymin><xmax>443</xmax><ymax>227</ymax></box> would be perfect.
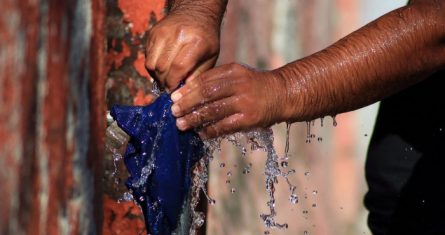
<box><xmin>365</xmin><ymin>69</ymin><xmax>445</xmax><ymax>234</ymax></box>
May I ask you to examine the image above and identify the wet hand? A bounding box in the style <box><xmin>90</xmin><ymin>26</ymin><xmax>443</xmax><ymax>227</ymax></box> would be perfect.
<box><xmin>145</xmin><ymin>12</ymin><xmax>220</xmax><ymax>92</ymax></box>
<box><xmin>170</xmin><ymin>63</ymin><xmax>286</xmax><ymax>139</ymax></box>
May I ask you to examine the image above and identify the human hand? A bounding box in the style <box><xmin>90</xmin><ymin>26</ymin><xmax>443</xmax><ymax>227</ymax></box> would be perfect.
<box><xmin>145</xmin><ymin>12</ymin><xmax>220</xmax><ymax>92</ymax></box>
<box><xmin>169</xmin><ymin>63</ymin><xmax>288</xmax><ymax>139</ymax></box>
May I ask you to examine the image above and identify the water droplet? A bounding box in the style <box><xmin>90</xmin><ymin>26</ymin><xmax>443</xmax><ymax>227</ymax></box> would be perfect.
<box><xmin>284</xmin><ymin>123</ymin><xmax>291</xmax><ymax>158</ymax></box>
<box><xmin>193</xmin><ymin>212</ymin><xmax>205</xmax><ymax>227</ymax></box>
<box><xmin>122</xmin><ymin>192</ymin><xmax>134</xmax><ymax>202</ymax></box>
<box><xmin>281</xmin><ymin>161</ymin><xmax>289</xmax><ymax>168</ymax></box>
<box><xmin>306</xmin><ymin>121</ymin><xmax>311</xmax><ymax>139</ymax></box>
<box><xmin>289</xmin><ymin>194</ymin><xmax>299</xmax><ymax>204</ymax></box>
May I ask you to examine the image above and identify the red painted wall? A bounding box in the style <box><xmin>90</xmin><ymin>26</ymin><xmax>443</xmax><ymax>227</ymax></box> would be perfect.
<box><xmin>0</xmin><ymin>0</ymin><xmax>106</xmax><ymax>234</ymax></box>
<box><xmin>102</xmin><ymin>1</ymin><xmax>165</xmax><ymax>234</ymax></box>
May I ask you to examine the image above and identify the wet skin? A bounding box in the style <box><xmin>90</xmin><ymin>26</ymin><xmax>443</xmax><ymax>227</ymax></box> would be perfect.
<box><xmin>145</xmin><ymin>0</ymin><xmax>228</xmax><ymax>92</ymax></box>
<box><xmin>147</xmin><ymin>0</ymin><xmax>445</xmax><ymax>139</ymax></box>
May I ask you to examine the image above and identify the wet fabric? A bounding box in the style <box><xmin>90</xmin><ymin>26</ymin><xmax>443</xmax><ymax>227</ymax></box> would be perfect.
<box><xmin>365</xmin><ymin>69</ymin><xmax>445</xmax><ymax>235</ymax></box>
<box><xmin>110</xmin><ymin>93</ymin><xmax>204</xmax><ymax>235</ymax></box>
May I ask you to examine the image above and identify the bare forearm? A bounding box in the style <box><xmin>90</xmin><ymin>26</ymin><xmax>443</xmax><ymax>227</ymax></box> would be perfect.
<box><xmin>275</xmin><ymin>1</ymin><xmax>445</xmax><ymax>122</ymax></box>
<box><xmin>167</xmin><ymin>0</ymin><xmax>228</xmax><ymax>29</ymax></box>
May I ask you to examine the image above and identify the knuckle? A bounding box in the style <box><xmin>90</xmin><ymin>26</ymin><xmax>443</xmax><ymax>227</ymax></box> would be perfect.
<box><xmin>155</xmin><ymin>61</ymin><xmax>168</xmax><ymax>73</ymax></box>
<box><xmin>145</xmin><ymin>60</ymin><xmax>155</xmax><ymax>71</ymax></box>
<box><xmin>170</xmin><ymin>60</ymin><xmax>187</xmax><ymax>71</ymax></box>
<box><xmin>188</xmin><ymin>31</ymin><xmax>204</xmax><ymax>43</ymax></box>
<box><xmin>200</xmin><ymin>83</ymin><xmax>216</xmax><ymax>99</ymax></box>
<box><xmin>189</xmin><ymin>111</ymin><xmax>200</xmax><ymax>125</ymax></box>
<box><xmin>176</xmin><ymin>25</ymin><xmax>186</xmax><ymax>35</ymax></box>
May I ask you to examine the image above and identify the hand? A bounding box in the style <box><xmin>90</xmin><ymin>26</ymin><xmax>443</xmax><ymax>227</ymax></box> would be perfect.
<box><xmin>169</xmin><ymin>63</ymin><xmax>287</xmax><ymax>139</ymax></box>
<box><xmin>145</xmin><ymin>12</ymin><xmax>220</xmax><ymax>91</ymax></box>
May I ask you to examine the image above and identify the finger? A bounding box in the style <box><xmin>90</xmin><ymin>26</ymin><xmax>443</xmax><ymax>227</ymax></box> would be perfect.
<box><xmin>154</xmin><ymin>41</ymin><xmax>183</xmax><ymax>87</ymax></box>
<box><xmin>184</xmin><ymin>58</ymin><xmax>217</xmax><ymax>83</ymax></box>
<box><xmin>176</xmin><ymin>97</ymin><xmax>238</xmax><ymax>130</ymax></box>
<box><xmin>170</xmin><ymin>63</ymin><xmax>240</xmax><ymax>102</ymax></box>
<box><xmin>198</xmin><ymin>113</ymin><xmax>247</xmax><ymax>139</ymax></box>
<box><xmin>187</xmin><ymin>63</ymin><xmax>238</xmax><ymax>84</ymax></box>
<box><xmin>164</xmin><ymin>43</ymin><xmax>216</xmax><ymax>91</ymax></box>
<box><xmin>170</xmin><ymin>77</ymin><xmax>238</xmax><ymax>117</ymax></box>
<box><xmin>145</xmin><ymin>39</ymin><xmax>166</xmax><ymax>83</ymax></box>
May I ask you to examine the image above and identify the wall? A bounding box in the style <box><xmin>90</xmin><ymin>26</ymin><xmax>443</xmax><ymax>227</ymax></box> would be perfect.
<box><xmin>0</xmin><ymin>0</ymin><xmax>105</xmax><ymax>234</ymax></box>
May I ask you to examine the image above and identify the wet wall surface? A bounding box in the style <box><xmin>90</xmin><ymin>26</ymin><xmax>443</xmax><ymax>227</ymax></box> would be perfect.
<box><xmin>0</xmin><ymin>0</ymin><xmax>106</xmax><ymax>234</ymax></box>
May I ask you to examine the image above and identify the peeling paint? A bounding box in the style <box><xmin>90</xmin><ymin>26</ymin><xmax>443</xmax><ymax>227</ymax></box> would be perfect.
<box><xmin>118</xmin><ymin>0</ymin><xmax>164</xmax><ymax>36</ymax></box>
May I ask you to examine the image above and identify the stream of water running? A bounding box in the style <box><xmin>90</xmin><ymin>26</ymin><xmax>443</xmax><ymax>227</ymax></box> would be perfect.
<box><xmin>188</xmin><ymin>126</ymin><xmax>298</xmax><ymax>233</ymax></box>
<box><xmin>106</xmin><ymin>116</ymin><xmax>298</xmax><ymax>234</ymax></box>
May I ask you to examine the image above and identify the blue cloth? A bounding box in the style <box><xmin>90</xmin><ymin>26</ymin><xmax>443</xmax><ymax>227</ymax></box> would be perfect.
<box><xmin>110</xmin><ymin>93</ymin><xmax>204</xmax><ymax>235</ymax></box>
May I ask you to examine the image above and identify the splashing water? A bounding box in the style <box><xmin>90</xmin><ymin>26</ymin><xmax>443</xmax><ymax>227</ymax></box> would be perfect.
<box><xmin>105</xmin><ymin>120</ymin><xmax>130</xmax><ymax>189</ymax></box>
<box><xmin>250</xmin><ymin>128</ymin><xmax>297</xmax><ymax>229</ymax></box>
<box><xmin>106</xmin><ymin>108</ymin><xmax>298</xmax><ymax>233</ymax></box>
<box><xmin>190</xmin><ymin>127</ymin><xmax>298</xmax><ymax>232</ymax></box>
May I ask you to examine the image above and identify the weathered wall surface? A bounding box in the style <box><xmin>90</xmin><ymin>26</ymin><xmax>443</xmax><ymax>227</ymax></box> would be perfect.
<box><xmin>0</xmin><ymin>0</ymin><xmax>106</xmax><ymax>234</ymax></box>
<box><xmin>102</xmin><ymin>1</ymin><xmax>165</xmax><ymax>235</ymax></box>
<box><xmin>1</xmin><ymin>0</ymin><xmax>389</xmax><ymax>234</ymax></box>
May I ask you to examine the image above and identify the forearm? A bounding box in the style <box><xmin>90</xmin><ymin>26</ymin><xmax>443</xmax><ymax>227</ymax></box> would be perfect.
<box><xmin>166</xmin><ymin>0</ymin><xmax>228</xmax><ymax>30</ymax></box>
<box><xmin>275</xmin><ymin>2</ymin><xmax>445</xmax><ymax>122</ymax></box>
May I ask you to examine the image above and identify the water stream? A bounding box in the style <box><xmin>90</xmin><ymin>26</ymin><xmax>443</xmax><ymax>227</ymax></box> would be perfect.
<box><xmin>105</xmin><ymin>112</ymin><xmax>300</xmax><ymax>234</ymax></box>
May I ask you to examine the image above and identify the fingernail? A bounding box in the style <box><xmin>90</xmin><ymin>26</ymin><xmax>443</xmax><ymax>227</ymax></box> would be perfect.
<box><xmin>171</xmin><ymin>104</ymin><xmax>180</xmax><ymax>116</ymax></box>
<box><xmin>176</xmin><ymin>118</ymin><xmax>186</xmax><ymax>130</ymax></box>
<box><xmin>171</xmin><ymin>91</ymin><xmax>182</xmax><ymax>102</ymax></box>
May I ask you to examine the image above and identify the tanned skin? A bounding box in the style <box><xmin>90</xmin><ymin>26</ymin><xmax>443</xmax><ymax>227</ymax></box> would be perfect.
<box><xmin>145</xmin><ymin>0</ymin><xmax>228</xmax><ymax>91</ymax></box>
<box><xmin>146</xmin><ymin>0</ymin><xmax>445</xmax><ymax>139</ymax></box>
